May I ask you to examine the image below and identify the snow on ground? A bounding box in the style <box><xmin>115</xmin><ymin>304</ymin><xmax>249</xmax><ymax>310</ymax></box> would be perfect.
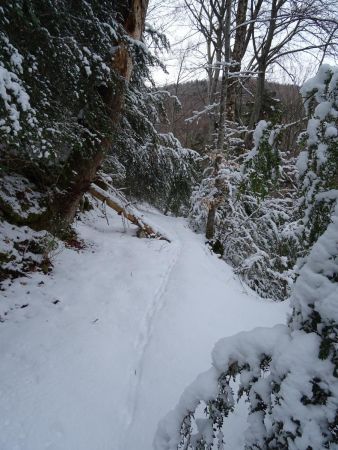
<box><xmin>0</xmin><ymin>206</ymin><xmax>289</xmax><ymax>450</ymax></box>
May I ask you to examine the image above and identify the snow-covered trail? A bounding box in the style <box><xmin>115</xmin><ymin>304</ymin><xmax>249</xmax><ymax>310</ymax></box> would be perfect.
<box><xmin>123</xmin><ymin>212</ymin><xmax>289</xmax><ymax>450</ymax></box>
<box><xmin>0</xmin><ymin>209</ymin><xmax>289</xmax><ymax>450</ymax></box>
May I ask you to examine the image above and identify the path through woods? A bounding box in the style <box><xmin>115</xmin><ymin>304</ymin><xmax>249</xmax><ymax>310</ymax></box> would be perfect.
<box><xmin>0</xmin><ymin>208</ymin><xmax>289</xmax><ymax>450</ymax></box>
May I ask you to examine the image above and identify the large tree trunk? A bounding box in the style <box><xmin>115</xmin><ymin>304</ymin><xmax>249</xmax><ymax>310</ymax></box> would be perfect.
<box><xmin>215</xmin><ymin>0</ymin><xmax>231</xmax><ymax>153</ymax></box>
<box><xmin>206</xmin><ymin>0</ymin><xmax>231</xmax><ymax>241</ymax></box>
<box><xmin>249</xmin><ymin>64</ymin><xmax>266</xmax><ymax>129</ymax></box>
<box><xmin>226</xmin><ymin>0</ymin><xmax>248</xmax><ymax>123</ymax></box>
<box><xmin>245</xmin><ymin>0</ymin><xmax>277</xmax><ymax>146</ymax></box>
<box><xmin>205</xmin><ymin>155</ymin><xmax>223</xmax><ymax>240</ymax></box>
<box><xmin>244</xmin><ymin>62</ymin><xmax>266</xmax><ymax>147</ymax></box>
<box><xmin>40</xmin><ymin>0</ymin><xmax>149</xmax><ymax>232</ymax></box>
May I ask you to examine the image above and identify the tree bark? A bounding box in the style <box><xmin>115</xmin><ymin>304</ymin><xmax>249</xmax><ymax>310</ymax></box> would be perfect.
<box><xmin>205</xmin><ymin>204</ymin><xmax>217</xmax><ymax>240</ymax></box>
<box><xmin>246</xmin><ymin>0</ymin><xmax>278</xmax><ymax>145</ymax></box>
<box><xmin>206</xmin><ymin>0</ymin><xmax>231</xmax><ymax>240</ymax></box>
<box><xmin>249</xmin><ymin>63</ymin><xmax>266</xmax><ymax>128</ymax></box>
<box><xmin>226</xmin><ymin>0</ymin><xmax>248</xmax><ymax>123</ymax></box>
<box><xmin>216</xmin><ymin>0</ymin><xmax>231</xmax><ymax>152</ymax></box>
<box><xmin>245</xmin><ymin>64</ymin><xmax>266</xmax><ymax>147</ymax></box>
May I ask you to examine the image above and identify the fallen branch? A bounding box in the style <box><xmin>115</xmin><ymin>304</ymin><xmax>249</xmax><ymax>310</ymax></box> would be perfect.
<box><xmin>89</xmin><ymin>183</ymin><xmax>170</xmax><ymax>242</ymax></box>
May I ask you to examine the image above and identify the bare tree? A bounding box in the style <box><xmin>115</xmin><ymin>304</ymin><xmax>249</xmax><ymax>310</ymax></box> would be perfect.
<box><xmin>246</xmin><ymin>0</ymin><xmax>338</xmax><ymax>136</ymax></box>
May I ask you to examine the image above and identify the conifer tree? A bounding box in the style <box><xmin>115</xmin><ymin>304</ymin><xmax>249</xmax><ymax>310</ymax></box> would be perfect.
<box><xmin>1</xmin><ymin>1</ymin><xmax>197</xmax><ymax>229</ymax></box>
<box><xmin>0</xmin><ymin>0</ymin><xmax>150</xmax><ymax>230</ymax></box>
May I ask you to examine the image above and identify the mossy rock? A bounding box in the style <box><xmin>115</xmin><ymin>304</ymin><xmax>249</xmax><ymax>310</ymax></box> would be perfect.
<box><xmin>0</xmin><ymin>174</ymin><xmax>47</xmax><ymax>226</ymax></box>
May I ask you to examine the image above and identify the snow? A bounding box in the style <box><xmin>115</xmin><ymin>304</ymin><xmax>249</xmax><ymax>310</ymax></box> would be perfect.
<box><xmin>300</xmin><ymin>64</ymin><xmax>333</xmax><ymax>109</ymax></box>
<box><xmin>306</xmin><ymin>118</ymin><xmax>320</xmax><ymax>145</ymax></box>
<box><xmin>0</xmin><ymin>63</ymin><xmax>35</xmax><ymax>134</ymax></box>
<box><xmin>0</xmin><ymin>206</ymin><xmax>289</xmax><ymax>450</ymax></box>
<box><xmin>10</xmin><ymin>52</ymin><xmax>24</xmax><ymax>73</ymax></box>
<box><xmin>316</xmin><ymin>142</ymin><xmax>328</xmax><ymax>167</ymax></box>
<box><xmin>245</xmin><ymin>120</ymin><xmax>276</xmax><ymax>162</ymax></box>
<box><xmin>315</xmin><ymin>101</ymin><xmax>332</xmax><ymax>120</ymax></box>
<box><xmin>325</xmin><ymin>125</ymin><xmax>338</xmax><ymax>138</ymax></box>
<box><xmin>253</xmin><ymin>120</ymin><xmax>268</xmax><ymax>148</ymax></box>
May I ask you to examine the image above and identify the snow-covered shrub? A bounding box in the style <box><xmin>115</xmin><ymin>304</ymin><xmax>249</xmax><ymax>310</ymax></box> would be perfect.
<box><xmin>297</xmin><ymin>64</ymin><xmax>338</xmax><ymax>249</ymax></box>
<box><xmin>190</xmin><ymin>123</ymin><xmax>298</xmax><ymax>300</ymax></box>
<box><xmin>154</xmin><ymin>201</ymin><xmax>338</xmax><ymax>450</ymax></box>
<box><xmin>241</xmin><ymin>120</ymin><xmax>281</xmax><ymax>199</ymax></box>
<box><xmin>218</xmin><ymin>194</ymin><xmax>296</xmax><ymax>300</ymax></box>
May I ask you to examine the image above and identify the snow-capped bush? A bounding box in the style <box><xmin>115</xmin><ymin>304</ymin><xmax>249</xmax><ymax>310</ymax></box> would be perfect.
<box><xmin>190</xmin><ymin>123</ymin><xmax>297</xmax><ymax>300</ymax></box>
<box><xmin>242</xmin><ymin>120</ymin><xmax>281</xmax><ymax>198</ymax></box>
<box><xmin>298</xmin><ymin>64</ymin><xmax>338</xmax><ymax>249</ymax></box>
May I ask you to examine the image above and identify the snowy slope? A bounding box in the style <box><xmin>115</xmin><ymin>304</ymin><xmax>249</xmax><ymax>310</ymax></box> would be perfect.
<box><xmin>0</xmin><ymin>207</ymin><xmax>289</xmax><ymax>450</ymax></box>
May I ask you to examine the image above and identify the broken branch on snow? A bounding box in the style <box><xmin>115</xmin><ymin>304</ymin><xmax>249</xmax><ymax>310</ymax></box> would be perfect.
<box><xmin>89</xmin><ymin>183</ymin><xmax>170</xmax><ymax>242</ymax></box>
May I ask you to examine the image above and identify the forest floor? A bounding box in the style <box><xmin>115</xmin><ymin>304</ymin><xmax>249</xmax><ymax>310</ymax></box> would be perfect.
<box><xmin>0</xmin><ymin>205</ymin><xmax>289</xmax><ymax>450</ymax></box>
